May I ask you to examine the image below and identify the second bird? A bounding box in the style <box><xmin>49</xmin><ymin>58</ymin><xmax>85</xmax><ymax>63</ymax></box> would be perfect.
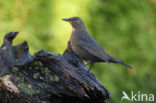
<box><xmin>62</xmin><ymin>17</ymin><xmax>133</xmax><ymax>70</ymax></box>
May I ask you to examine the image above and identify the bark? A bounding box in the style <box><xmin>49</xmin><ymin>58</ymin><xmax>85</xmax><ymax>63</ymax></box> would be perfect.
<box><xmin>0</xmin><ymin>32</ymin><xmax>111</xmax><ymax>103</ymax></box>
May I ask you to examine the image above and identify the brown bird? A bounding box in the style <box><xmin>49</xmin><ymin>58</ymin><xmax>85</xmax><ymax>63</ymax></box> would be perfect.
<box><xmin>62</xmin><ymin>17</ymin><xmax>133</xmax><ymax>70</ymax></box>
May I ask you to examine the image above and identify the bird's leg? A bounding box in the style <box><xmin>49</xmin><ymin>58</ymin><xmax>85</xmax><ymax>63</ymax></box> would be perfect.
<box><xmin>85</xmin><ymin>61</ymin><xmax>90</xmax><ymax>67</ymax></box>
<box><xmin>85</xmin><ymin>61</ymin><xmax>94</xmax><ymax>71</ymax></box>
<box><xmin>88</xmin><ymin>62</ymin><xmax>94</xmax><ymax>71</ymax></box>
<box><xmin>80</xmin><ymin>61</ymin><xmax>90</xmax><ymax>69</ymax></box>
<box><xmin>80</xmin><ymin>61</ymin><xmax>94</xmax><ymax>71</ymax></box>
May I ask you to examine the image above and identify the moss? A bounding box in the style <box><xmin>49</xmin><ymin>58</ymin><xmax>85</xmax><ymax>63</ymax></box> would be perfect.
<box><xmin>40</xmin><ymin>67</ymin><xmax>60</xmax><ymax>82</ymax></box>
<box><xmin>12</xmin><ymin>74</ymin><xmax>40</xmax><ymax>96</ymax></box>
<box><xmin>43</xmin><ymin>67</ymin><xmax>50</xmax><ymax>74</ymax></box>
<box><xmin>38</xmin><ymin>61</ymin><xmax>43</xmax><ymax>66</ymax></box>
<box><xmin>46</xmin><ymin>94</ymin><xmax>51</xmax><ymax>98</ymax></box>
<box><xmin>39</xmin><ymin>76</ymin><xmax>44</xmax><ymax>80</ymax></box>
<box><xmin>15</xmin><ymin>79</ymin><xmax>40</xmax><ymax>95</ymax></box>
<box><xmin>34</xmin><ymin>61</ymin><xmax>39</xmax><ymax>66</ymax></box>
<box><xmin>23</xmin><ymin>70</ymin><xmax>28</xmax><ymax>75</ymax></box>
<box><xmin>12</xmin><ymin>67</ymin><xmax>19</xmax><ymax>72</ymax></box>
<box><xmin>34</xmin><ymin>61</ymin><xmax>43</xmax><ymax>67</ymax></box>
<box><xmin>49</xmin><ymin>75</ymin><xmax>59</xmax><ymax>82</ymax></box>
<box><xmin>33</xmin><ymin>72</ymin><xmax>40</xmax><ymax>79</ymax></box>
<box><xmin>53</xmin><ymin>75</ymin><xmax>59</xmax><ymax>82</ymax></box>
<box><xmin>28</xmin><ymin>84</ymin><xmax>32</xmax><ymax>89</ymax></box>
<box><xmin>17</xmin><ymin>82</ymin><xmax>40</xmax><ymax>96</ymax></box>
<box><xmin>35</xmin><ymin>67</ymin><xmax>39</xmax><ymax>70</ymax></box>
<box><xmin>36</xmin><ymin>84</ymin><xmax>44</xmax><ymax>88</ymax></box>
<box><xmin>13</xmin><ymin>74</ymin><xmax>25</xmax><ymax>82</ymax></box>
<box><xmin>10</xmin><ymin>61</ymin><xmax>59</xmax><ymax>102</ymax></box>
<box><xmin>29</xmin><ymin>67</ymin><xmax>32</xmax><ymax>69</ymax></box>
<box><xmin>12</xmin><ymin>67</ymin><xmax>19</xmax><ymax>77</ymax></box>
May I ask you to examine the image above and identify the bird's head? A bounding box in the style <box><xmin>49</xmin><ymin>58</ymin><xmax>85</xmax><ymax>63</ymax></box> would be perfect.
<box><xmin>62</xmin><ymin>17</ymin><xmax>85</xmax><ymax>29</ymax></box>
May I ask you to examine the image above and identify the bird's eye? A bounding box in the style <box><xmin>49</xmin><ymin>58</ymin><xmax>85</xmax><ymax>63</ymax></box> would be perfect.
<box><xmin>70</xmin><ymin>18</ymin><xmax>76</xmax><ymax>21</ymax></box>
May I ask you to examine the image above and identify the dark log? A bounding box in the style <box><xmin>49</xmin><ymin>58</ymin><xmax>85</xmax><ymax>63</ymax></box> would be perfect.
<box><xmin>0</xmin><ymin>32</ymin><xmax>111</xmax><ymax>103</ymax></box>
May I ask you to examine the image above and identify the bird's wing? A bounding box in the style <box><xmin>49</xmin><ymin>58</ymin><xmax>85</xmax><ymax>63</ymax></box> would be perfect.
<box><xmin>77</xmin><ymin>32</ymin><xmax>111</xmax><ymax>61</ymax></box>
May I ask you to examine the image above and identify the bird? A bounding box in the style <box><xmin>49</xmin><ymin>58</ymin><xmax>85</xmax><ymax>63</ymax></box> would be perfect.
<box><xmin>62</xmin><ymin>17</ymin><xmax>133</xmax><ymax>70</ymax></box>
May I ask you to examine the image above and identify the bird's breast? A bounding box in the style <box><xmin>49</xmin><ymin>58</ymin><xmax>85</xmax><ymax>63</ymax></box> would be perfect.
<box><xmin>70</xmin><ymin>32</ymin><xmax>93</xmax><ymax>61</ymax></box>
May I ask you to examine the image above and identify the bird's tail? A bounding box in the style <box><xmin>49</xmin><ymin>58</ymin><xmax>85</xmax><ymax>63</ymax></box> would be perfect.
<box><xmin>109</xmin><ymin>57</ymin><xmax>133</xmax><ymax>69</ymax></box>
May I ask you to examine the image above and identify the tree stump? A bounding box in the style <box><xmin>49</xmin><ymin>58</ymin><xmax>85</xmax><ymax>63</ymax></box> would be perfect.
<box><xmin>0</xmin><ymin>32</ymin><xmax>111</xmax><ymax>103</ymax></box>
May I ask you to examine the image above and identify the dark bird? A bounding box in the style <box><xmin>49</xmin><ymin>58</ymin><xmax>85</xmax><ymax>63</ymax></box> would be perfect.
<box><xmin>62</xmin><ymin>17</ymin><xmax>133</xmax><ymax>70</ymax></box>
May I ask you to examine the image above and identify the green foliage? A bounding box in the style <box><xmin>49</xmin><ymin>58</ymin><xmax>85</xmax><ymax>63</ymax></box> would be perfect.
<box><xmin>88</xmin><ymin>0</ymin><xmax>156</xmax><ymax>102</ymax></box>
<box><xmin>0</xmin><ymin>0</ymin><xmax>156</xmax><ymax>102</ymax></box>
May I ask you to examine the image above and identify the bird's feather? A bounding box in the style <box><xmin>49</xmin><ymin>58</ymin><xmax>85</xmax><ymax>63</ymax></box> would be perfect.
<box><xmin>76</xmin><ymin>30</ymin><xmax>111</xmax><ymax>61</ymax></box>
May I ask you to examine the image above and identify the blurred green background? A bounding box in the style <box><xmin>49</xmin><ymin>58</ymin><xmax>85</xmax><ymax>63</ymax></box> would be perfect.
<box><xmin>0</xmin><ymin>0</ymin><xmax>156</xmax><ymax>102</ymax></box>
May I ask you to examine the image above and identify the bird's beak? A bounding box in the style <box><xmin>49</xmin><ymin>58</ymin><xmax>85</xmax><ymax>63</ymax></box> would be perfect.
<box><xmin>62</xmin><ymin>18</ymin><xmax>70</xmax><ymax>22</ymax></box>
